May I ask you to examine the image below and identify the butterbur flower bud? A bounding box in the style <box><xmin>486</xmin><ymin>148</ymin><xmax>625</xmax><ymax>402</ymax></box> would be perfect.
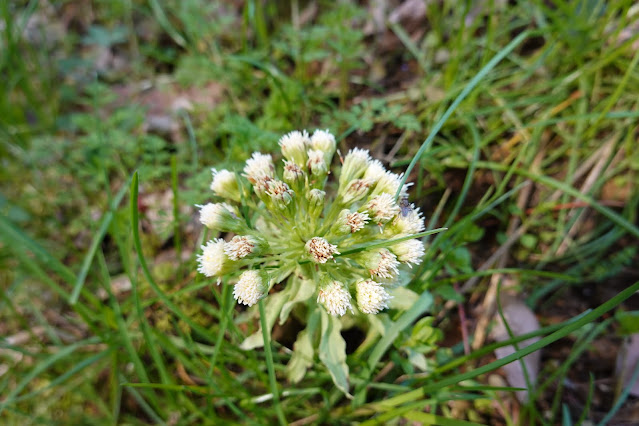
<box><xmin>252</xmin><ymin>176</ymin><xmax>272</xmax><ymax>199</ymax></box>
<box><xmin>341</xmin><ymin>179</ymin><xmax>371</xmax><ymax>205</ymax></box>
<box><xmin>307</xmin><ymin>189</ymin><xmax>325</xmax><ymax>219</ymax></box>
<box><xmin>311</xmin><ymin>129</ymin><xmax>336</xmax><ymax>165</ymax></box>
<box><xmin>307</xmin><ymin>149</ymin><xmax>328</xmax><ymax>177</ymax></box>
<box><xmin>266</xmin><ymin>180</ymin><xmax>294</xmax><ymax>209</ymax></box>
<box><xmin>390</xmin><ymin>239</ymin><xmax>425</xmax><ymax>267</ymax></box>
<box><xmin>210</xmin><ymin>169</ymin><xmax>241</xmax><ymax>202</ymax></box>
<box><xmin>339</xmin><ymin>148</ymin><xmax>371</xmax><ymax>187</ymax></box>
<box><xmin>244</xmin><ymin>152</ymin><xmax>275</xmax><ymax>184</ymax></box>
<box><xmin>333</xmin><ymin>210</ymin><xmax>369</xmax><ymax>235</ymax></box>
<box><xmin>371</xmin><ymin>171</ymin><xmax>409</xmax><ymax>198</ymax></box>
<box><xmin>355</xmin><ymin>248</ymin><xmax>400</xmax><ymax>280</ymax></box>
<box><xmin>365</xmin><ymin>193</ymin><xmax>400</xmax><ymax>225</ymax></box>
<box><xmin>225</xmin><ymin>235</ymin><xmax>268</xmax><ymax>260</ymax></box>
<box><xmin>317</xmin><ymin>280</ymin><xmax>352</xmax><ymax>316</ymax></box>
<box><xmin>305</xmin><ymin>237</ymin><xmax>339</xmax><ymax>263</ymax></box>
<box><xmin>356</xmin><ymin>280</ymin><xmax>392</xmax><ymax>314</ymax></box>
<box><xmin>234</xmin><ymin>270</ymin><xmax>269</xmax><ymax>306</ymax></box>
<box><xmin>197</xmin><ymin>238</ymin><xmax>231</xmax><ymax>280</ymax></box>
<box><xmin>283</xmin><ymin>161</ymin><xmax>305</xmax><ymax>191</ymax></box>
<box><xmin>279</xmin><ymin>130</ymin><xmax>309</xmax><ymax>166</ymax></box>
<box><xmin>389</xmin><ymin>205</ymin><xmax>425</xmax><ymax>235</ymax></box>
<box><xmin>198</xmin><ymin>203</ymin><xmax>244</xmax><ymax>233</ymax></box>
<box><xmin>363</xmin><ymin>159</ymin><xmax>387</xmax><ymax>185</ymax></box>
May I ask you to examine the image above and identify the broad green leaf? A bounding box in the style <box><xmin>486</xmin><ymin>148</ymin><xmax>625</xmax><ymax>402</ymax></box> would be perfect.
<box><xmin>435</xmin><ymin>284</ymin><xmax>464</xmax><ymax>303</ymax></box>
<box><xmin>319</xmin><ymin>310</ymin><xmax>351</xmax><ymax>397</ymax></box>
<box><xmin>388</xmin><ymin>286</ymin><xmax>419</xmax><ymax>310</ymax></box>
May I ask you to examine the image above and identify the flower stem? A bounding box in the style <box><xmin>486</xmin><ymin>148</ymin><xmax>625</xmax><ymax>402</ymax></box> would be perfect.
<box><xmin>259</xmin><ymin>299</ymin><xmax>287</xmax><ymax>426</ymax></box>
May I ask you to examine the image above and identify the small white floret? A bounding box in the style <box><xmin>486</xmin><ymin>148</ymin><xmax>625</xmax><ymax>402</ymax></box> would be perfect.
<box><xmin>305</xmin><ymin>237</ymin><xmax>339</xmax><ymax>264</ymax></box>
<box><xmin>197</xmin><ymin>239</ymin><xmax>227</xmax><ymax>278</ymax></box>
<box><xmin>317</xmin><ymin>281</ymin><xmax>352</xmax><ymax>316</ymax></box>
<box><xmin>234</xmin><ymin>270</ymin><xmax>267</xmax><ymax>306</ymax></box>
<box><xmin>356</xmin><ymin>280</ymin><xmax>392</xmax><ymax>314</ymax></box>
<box><xmin>244</xmin><ymin>152</ymin><xmax>275</xmax><ymax>183</ymax></box>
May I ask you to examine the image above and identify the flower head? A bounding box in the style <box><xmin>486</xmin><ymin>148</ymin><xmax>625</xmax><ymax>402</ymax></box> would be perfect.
<box><xmin>341</xmin><ymin>178</ymin><xmax>372</xmax><ymax>204</ymax></box>
<box><xmin>234</xmin><ymin>270</ymin><xmax>269</xmax><ymax>306</ymax></box>
<box><xmin>389</xmin><ymin>205</ymin><xmax>425</xmax><ymax>235</ymax></box>
<box><xmin>333</xmin><ymin>210</ymin><xmax>369</xmax><ymax>235</ymax></box>
<box><xmin>390</xmin><ymin>239</ymin><xmax>425</xmax><ymax>267</ymax></box>
<box><xmin>197</xmin><ymin>129</ymin><xmax>430</xmax><ymax>317</ymax></box>
<box><xmin>339</xmin><ymin>148</ymin><xmax>371</xmax><ymax>187</ymax></box>
<box><xmin>225</xmin><ymin>235</ymin><xmax>268</xmax><ymax>260</ymax></box>
<box><xmin>311</xmin><ymin>129</ymin><xmax>336</xmax><ymax>164</ymax></box>
<box><xmin>283</xmin><ymin>161</ymin><xmax>305</xmax><ymax>189</ymax></box>
<box><xmin>198</xmin><ymin>203</ymin><xmax>243</xmax><ymax>233</ymax></box>
<box><xmin>365</xmin><ymin>193</ymin><xmax>400</xmax><ymax>225</ymax></box>
<box><xmin>371</xmin><ymin>171</ymin><xmax>410</xmax><ymax>198</ymax></box>
<box><xmin>279</xmin><ymin>130</ymin><xmax>310</xmax><ymax>166</ymax></box>
<box><xmin>356</xmin><ymin>280</ymin><xmax>392</xmax><ymax>314</ymax></box>
<box><xmin>244</xmin><ymin>152</ymin><xmax>275</xmax><ymax>183</ymax></box>
<box><xmin>317</xmin><ymin>280</ymin><xmax>352</xmax><ymax>316</ymax></box>
<box><xmin>210</xmin><ymin>169</ymin><xmax>240</xmax><ymax>201</ymax></box>
<box><xmin>266</xmin><ymin>180</ymin><xmax>294</xmax><ymax>209</ymax></box>
<box><xmin>307</xmin><ymin>149</ymin><xmax>328</xmax><ymax>177</ymax></box>
<box><xmin>355</xmin><ymin>248</ymin><xmax>400</xmax><ymax>280</ymax></box>
<box><xmin>363</xmin><ymin>159</ymin><xmax>387</xmax><ymax>185</ymax></box>
<box><xmin>197</xmin><ymin>239</ymin><xmax>228</xmax><ymax>279</ymax></box>
<box><xmin>305</xmin><ymin>237</ymin><xmax>339</xmax><ymax>263</ymax></box>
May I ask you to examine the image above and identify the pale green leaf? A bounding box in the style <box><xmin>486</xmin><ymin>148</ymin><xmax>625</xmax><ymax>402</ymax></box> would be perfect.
<box><xmin>280</xmin><ymin>277</ymin><xmax>315</xmax><ymax>325</ymax></box>
<box><xmin>240</xmin><ymin>291</ymin><xmax>288</xmax><ymax>350</ymax></box>
<box><xmin>319</xmin><ymin>310</ymin><xmax>351</xmax><ymax>397</ymax></box>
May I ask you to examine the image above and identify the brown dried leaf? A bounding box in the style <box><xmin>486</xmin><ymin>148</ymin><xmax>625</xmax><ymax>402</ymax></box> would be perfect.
<box><xmin>490</xmin><ymin>294</ymin><xmax>541</xmax><ymax>403</ymax></box>
<box><xmin>616</xmin><ymin>334</ymin><xmax>639</xmax><ymax>397</ymax></box>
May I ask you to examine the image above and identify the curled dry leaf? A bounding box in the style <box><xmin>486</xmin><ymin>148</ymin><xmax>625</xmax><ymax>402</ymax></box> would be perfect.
<box><xmin>490</xmin><ymin>294</ymin><xmax>541</xmax><ymax>403</ymax></box>
<box><xmin>616</xmin><ymin>333</ymin><xmax>639</xmax><ymax>397</ymax></box>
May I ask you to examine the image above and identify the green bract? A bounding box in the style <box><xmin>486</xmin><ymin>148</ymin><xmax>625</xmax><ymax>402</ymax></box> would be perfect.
<box><xmin>197</xmin><ymin>129</ymin><xmax>428</xmax><ymax>393</ymax></box>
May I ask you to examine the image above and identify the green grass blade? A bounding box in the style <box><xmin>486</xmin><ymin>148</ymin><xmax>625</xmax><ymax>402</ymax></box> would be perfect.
<box><xmin>396</xmin><ymin>30</ymin><xmax>533</xmax><ymax>199</ymax></box>
<box><xmin>129</xmin><ymin>171</ymin><xmax>218</xmax><ymax>342</ymax></box>
<box><xmin>477</xmin><ymin>162</ymin><xmax>639</xmax><ymax>239</ymax></box>
<box><xmin>259</xmin><ymin>299</ymin><xmax>288</xmax><ymax>426</ymax></box>
<box><xmin>0</xmin><ymin>337</ymin><xmax>101</xmax><ymax>415</ymax></box>
<box><xmin>367</xmin><ymin>290</ymin><xmax>434</xmax><ymax>372</ymax></box>
<box><xmin>70</xmin><ymin>182</ymin><xmax>128</xmax><ymax>304</ymax></box>
<box><xmin>378</xmin><ymin>280</ymin><xmax>639</xmax><ymax>409</ymax></box>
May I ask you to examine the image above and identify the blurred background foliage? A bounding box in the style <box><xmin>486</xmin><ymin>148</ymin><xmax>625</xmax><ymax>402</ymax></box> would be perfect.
<box><xmin>1</xmin><ymin>0</ymin><xmax>638</xmax><ymax>424</ymax></box>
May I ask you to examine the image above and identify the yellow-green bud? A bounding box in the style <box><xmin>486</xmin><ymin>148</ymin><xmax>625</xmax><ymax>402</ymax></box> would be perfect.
<box><xmin>354</xmin><ymin>248</ymin><xmax>399</xmax><ymax>280</ymax></box>
<box><xmin>307</xmin><ymin>189</ymin><xmax>325</xmax><ymax>219</ymax></box>
<box><xmin>307</xmin><ymin>149</ymin><xmax>328</xmax><ymax>177</ymax></box>
<box><xmin>332</xmin><ymin>210</ymin><xmax>370</xmax><ymax>235</ymax></box>
<box><xmin>341</xmin><ymin>179</ymin><xmax>371</xmax><ymax>205</ymax></box>
<box><xmin>283</xmin><ymin>161</ymin><xmax>305</xmax><ymax>193</ymax></box>
<box><xmin>266</xmin><ymin>180</ymin><xmax>294</xmax><ymax>210</ymax></box>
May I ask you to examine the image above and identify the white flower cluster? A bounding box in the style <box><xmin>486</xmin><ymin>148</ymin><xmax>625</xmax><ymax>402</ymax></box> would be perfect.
<box><xmin>197</xmin><ymin>129</ymin><xmax>426</xmax><ymax>315</ymax></box>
